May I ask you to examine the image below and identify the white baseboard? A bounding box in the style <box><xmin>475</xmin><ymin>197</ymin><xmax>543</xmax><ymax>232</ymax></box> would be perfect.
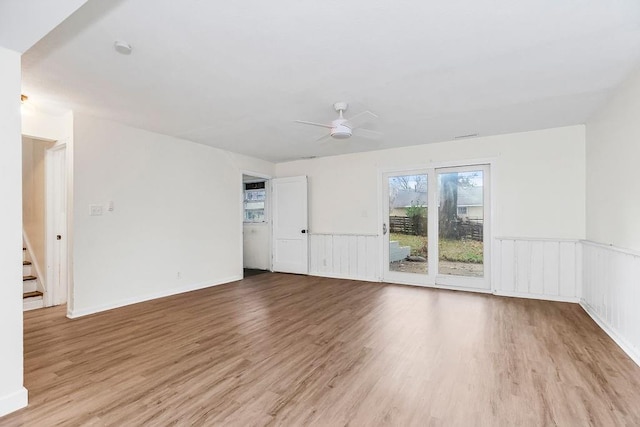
<box><xmin>493</xmin><ymin>290</ymin><xmax>580</xmax><ymax>303</ymax></box>
<box><xmin>309</xmin><ymin>272</ymin><xmax>380</xmax><ymax>283</ymax></box>
<box><xmin>0</xmin><ymin>387</ymin><xmax>28</xmax><ymax>418</ymax></box>
<box><xmin>67</xmin><ymin>275</ymin><xmax>242</xmax><ymax>319</ymax></box>
<box><xmin>580</xmin><ymin>301</ymin><xmax>640</xmax><ymax>368</ymax></box>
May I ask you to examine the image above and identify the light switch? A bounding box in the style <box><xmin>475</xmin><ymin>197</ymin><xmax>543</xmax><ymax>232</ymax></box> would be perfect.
<box><xmin>108</xmin><ymin>201</ymin><xmax>114</xmax><ymax>212</ymax></box>
<box><xmin>90</xmin><ymin>204</ymin><xmax>103</xmax><ymax>216</ymax></box>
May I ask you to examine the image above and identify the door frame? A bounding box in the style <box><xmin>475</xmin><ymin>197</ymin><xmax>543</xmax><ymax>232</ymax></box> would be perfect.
<box><xmin>240</xmin><ymin>170</ymin><xmax>273</xmax><ymax>273</ymax></box>
<box><xmin>379</xmin><ymin>158</ymin><xmax>497</xmax><ymax>293</ymax></box>
<box><xmin>45</xmin><ymin>141</ymin><xmax>69</xmax><ymax>306</ymax></box>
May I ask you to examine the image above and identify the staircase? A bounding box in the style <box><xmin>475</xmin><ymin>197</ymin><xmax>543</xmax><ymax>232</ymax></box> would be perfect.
<box><xmin>23</xmin><ymin>247</ymin><xmax>44</xmax><ymax>311</ymax></box>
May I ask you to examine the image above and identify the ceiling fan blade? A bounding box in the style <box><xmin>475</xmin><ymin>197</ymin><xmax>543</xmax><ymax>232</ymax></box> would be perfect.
<box><xmin>343</xmin><ymin>110</ymin><xmax>378</xmax><ymax>129</ymax></box>
<box><xmin>295</xmin><ymin>120</ymin><xmax>333</xmax><ymax>129</ymax></box>
<box><xmin>315</xmin><ymin>133</ymin><xmax>332</xmax><ymax>143</ymax></box>
<box><xmin>353</xmin><ymin>128</ymin><xmax>382</xmax><ymax>140</ymax></box>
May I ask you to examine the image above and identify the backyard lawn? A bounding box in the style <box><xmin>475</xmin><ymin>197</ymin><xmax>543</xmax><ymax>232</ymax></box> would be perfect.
<box><xmin>389</xmin><ymin>232</ymin><xmax>483</xmax><ymax>263</ymax></box>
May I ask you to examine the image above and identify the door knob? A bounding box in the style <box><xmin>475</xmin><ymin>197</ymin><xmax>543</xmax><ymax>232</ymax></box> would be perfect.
<box><xmin>301</xmin><ymin>229</ymin><xmax>306</xmax><ymax>234</ymax></box>
<box><xmin>56</xmin><ymin>235</ymin><xmax>62</xmax><ymax>240</ymax></box>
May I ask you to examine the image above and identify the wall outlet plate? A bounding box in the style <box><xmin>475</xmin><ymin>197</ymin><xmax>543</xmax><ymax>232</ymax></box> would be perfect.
<box><xmin>90</xmin><ymin>204</ymin><xmax>103</xmax><ymax>216</ymax></box>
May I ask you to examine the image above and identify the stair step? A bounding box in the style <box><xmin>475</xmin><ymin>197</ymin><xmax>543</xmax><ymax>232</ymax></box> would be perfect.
<box><xmin>23</xmin><ymin>260</ymin><xmax>32</xmax><ymax>266</ymax></box>
<box><xmin>23</xmin><ymin>275</ymin><xmax>37</xmax><ymax>281</ymax></box>
<box><xmin>23</xmin><ymin>291</ymin><xmax>43</xmax><ymax>299</ymax></box>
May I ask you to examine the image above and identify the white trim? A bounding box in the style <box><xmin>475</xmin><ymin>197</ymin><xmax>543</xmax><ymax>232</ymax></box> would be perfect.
<box><xmin>383</xmin><ymin>279</ymin><xmax>494</xmax><ymax>295</ymax></box>
<box><xmin>497</xmin><ymin>236</ymin><xmax>580</xmax><ymax>243</ymax></box>
<box><xmin>309</xmin><ymin>272</ymin><xmax>379</xmax><ymax>283</ymax></box>
<box><xmin>378</xmin><ymin>156</ymin><xmax>499</xmax><ymax>175</ymax></box>
<box><xmin>580</xmin><ymin>301</ymin><xmax>640</xmax><ymax>368</ymax></box>
<box><xmin>67</xmin><ymin>275</ymin><xmax>242</xmax><ymax>318</ymax></box>
<box><xmin>21</xmin><ymin>231</ymin><xmax>45</xmax><ymax>294</ymax></box>
<box><xmin>310</xmin><ymin>232</ymin><xmax>379</xmax><ymax>237</ymax></box>
<box><xmin>494</xmin><ymin>290</ymin><xmax>580</xmax><ymax>303</ymax></box>
<box><xmin>240</xmin><ymin>170</ymin><xmax>272</xmax><ymax>180</ymax></box>
<box><xmin>0</xmin><ymin>387</ymin><xmax>28</xmax><ymax>418</ymax></box>
<box><xmin>581</xmin><ymin>239</ymin><xmax>640</xmax><ymax>257</ymax></box>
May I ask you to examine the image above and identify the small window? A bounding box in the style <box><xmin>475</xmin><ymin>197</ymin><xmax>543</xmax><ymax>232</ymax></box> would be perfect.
<box><xmin>244</xmin><ymin>181</ymin><xmax>266</xmax><ymax>223</ymax></box>
<box><xmin>457</xmin><ymin>206</ymin><xmax>468</xmax><ymax>215</ymax></box>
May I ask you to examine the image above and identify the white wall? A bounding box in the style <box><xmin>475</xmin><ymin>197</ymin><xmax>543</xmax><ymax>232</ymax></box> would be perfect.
<box><xmin>0</xmin><ymin>46</ymin><xmax>28</xmax><ymax>416</ymax></box>
<box><xmin>277</xmin><ymin>125</ymin><xmax>586</xmax><ymax>239</ymax></box>
<box><xmin>70</xmin><ymin>114</ymin><xmax>275</xmax><ymax>316</ymax></box>
<box><xmin>586</xmin><ymin>68</ymin><xmax>640</xmax><ymax>252</ymax></box>
<box><xmin>22</xmin><ymin>107</ymin><xmax>72</xmax><ymax>142</ymax></box>
<box><xmin>582</xmin><ymin>67</ymin><xmax>640</xmax><ymax>367</ymax></box>
<box><xmin>243</xmin><ymin>224</ymin><xmax>271</xmax><ymax>270</ymax></box>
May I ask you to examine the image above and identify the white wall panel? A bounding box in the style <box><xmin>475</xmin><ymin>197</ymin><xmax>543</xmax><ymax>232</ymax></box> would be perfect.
<box><xmin>0</xmin><ymin>45</ymin><xmax>28</xmax><ymax>417</ymax></box>
<box><xmin>581</xmin><ymin>241</ymin><xmax>640</xmax><ymax>366</ymax></box>
<box><xmin>494</xmin><ymin>238</ymin><xmax>580</xmax><ymax>302</ymax></box>
<box><xmin>309</xmin><ymin>234</ymin><xmax>379</xmax><ymax>282</ymax></box>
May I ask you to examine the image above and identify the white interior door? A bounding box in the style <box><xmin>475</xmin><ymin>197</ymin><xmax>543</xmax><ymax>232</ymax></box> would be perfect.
<box><xmin>47</xmin><ymin>144</ymin><xmax>68</xmax><ymax>305</ymax></box>
<box><xmin>272</xmin><ymin>176</ymin><xmax>308</xmax><ymax>274</ymax></box>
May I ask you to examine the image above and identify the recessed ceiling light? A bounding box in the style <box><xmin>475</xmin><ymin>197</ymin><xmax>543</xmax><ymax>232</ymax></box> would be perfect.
<box><xmin>114</xmin><ymin>41</ymin><xmax>132</xmax><ymax>55</ymax></box>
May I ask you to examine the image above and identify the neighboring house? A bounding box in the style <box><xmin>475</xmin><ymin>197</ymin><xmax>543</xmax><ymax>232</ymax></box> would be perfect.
<box><xmin>389</xmin><ymin>187</ymin><xmax>483</xmax><ymax>220</ymax></box>
<box><xmin>456</xmin><ymin>186</ymin><xmax>483</xmax><ymax>220</ymax></box>
<box><xmin>390</xmin><ymin>189</ymin><xmax>427</xmax><ymax>217</ymax></box>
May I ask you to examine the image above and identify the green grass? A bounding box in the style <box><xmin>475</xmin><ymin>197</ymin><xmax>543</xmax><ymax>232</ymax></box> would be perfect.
<box><xmin>390</xmin><ymin>232</ymin><xmax>483</xmax><ymax>263</ymax></box>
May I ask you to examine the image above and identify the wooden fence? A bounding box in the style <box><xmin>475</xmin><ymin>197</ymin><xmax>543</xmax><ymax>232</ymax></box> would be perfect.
<box><xmin>389</xmin><ymin>216</ymin><xmax>483</xmax><ymax>241</ymax></box>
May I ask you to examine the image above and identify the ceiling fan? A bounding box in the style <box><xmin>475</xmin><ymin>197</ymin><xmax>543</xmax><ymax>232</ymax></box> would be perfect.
<box><xmin>295</xmin><ymin>102</ymin><xmax>381</xmax><ymax>142</ymax></box>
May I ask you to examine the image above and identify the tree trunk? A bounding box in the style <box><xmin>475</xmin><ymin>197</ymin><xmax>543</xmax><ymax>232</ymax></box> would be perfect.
<box><xmin>439</xmin><ymin>173</ymin><xmax>459</xmax><ymax>239</ymax></box>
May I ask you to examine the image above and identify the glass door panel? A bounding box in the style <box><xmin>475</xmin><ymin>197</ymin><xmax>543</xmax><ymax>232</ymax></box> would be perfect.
<box><xmin>387</xmin><ymin>173</ymin><xmax>428</xmax><ymax>276</ymax></box>
<box><xmin>437</xmin><ymin>169</ymin><xmax>485</xmax><ymax>278</ymax></box>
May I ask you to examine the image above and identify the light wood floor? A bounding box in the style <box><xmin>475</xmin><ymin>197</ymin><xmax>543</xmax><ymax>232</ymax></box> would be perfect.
<box><xmin>3</xmin><ymin>273</ymin><xmax>640</xmax><ymax>426</ymax></box>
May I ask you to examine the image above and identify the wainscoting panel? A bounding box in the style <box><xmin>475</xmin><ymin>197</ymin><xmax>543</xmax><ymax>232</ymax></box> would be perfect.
<box><xmin>493</xmin><ymin>238</ymin><xmax>580</xmax><ymax>302</ymax></box>
<box><xmin>581</xmin><ymin>241</ymin><xmax>640</xmax><ymax>366</ymax></box>
<box><xmin>309</xmin><ymin>234</ymin><xmax>379</xmax><ymax>282</ymax></box>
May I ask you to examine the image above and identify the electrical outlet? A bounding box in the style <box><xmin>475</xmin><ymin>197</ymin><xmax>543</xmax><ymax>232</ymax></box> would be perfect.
<box><xmin>176</xmin><ymin>271</ymin><xmax>181</xmax><ymax>279</ymax></box>
<box><xmin>323</xmin><ymin>259</ymin><xmax>327</xmax><ymax>267</ymax></box>
<box><xmin>90</xmin><ymin>204</ymin><xmax>103</xmax><ymax>216</ymax></box>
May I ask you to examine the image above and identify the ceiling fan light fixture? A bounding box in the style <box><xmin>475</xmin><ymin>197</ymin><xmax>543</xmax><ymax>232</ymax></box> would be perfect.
<box><xmin>330</xmin><ymin>124</ymin><xmax>352</xmax><ymax>139</ymax></box>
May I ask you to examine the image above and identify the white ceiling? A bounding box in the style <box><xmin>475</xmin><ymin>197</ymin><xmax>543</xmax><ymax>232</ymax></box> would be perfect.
<box><xmin>22</xmin><ymin>0</ymin><xmax>640</xmax><ymax>162</ymax></box>
<box><xmin>0</xmin><ymin>0</ymin><xmax>88</xmax><ymax>53</ymax></box>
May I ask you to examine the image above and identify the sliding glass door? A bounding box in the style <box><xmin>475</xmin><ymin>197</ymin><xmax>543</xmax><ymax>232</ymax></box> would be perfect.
<box><xmin>383</xmin><ymin>164</ymin><xmax>490</xmax><ymax>290</ymax></box>
<box><xmin>384</xmin><ymin>172</ymin><xmax>431</xmax><ymax>285</ymax></box>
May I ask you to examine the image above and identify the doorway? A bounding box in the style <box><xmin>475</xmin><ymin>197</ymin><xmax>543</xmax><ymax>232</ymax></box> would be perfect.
<box><xmin>22</xmin><ymin>137</ymin><xmax>69</xmax><ymax>308</ymax></box>
<box><xmin>382</xmin><ymin>164</ymin><xmax>490</xmax><ymax>291</ymax></box>
<box><xmin>242</xmin><ymin>173</ymin><xmax>271</xmax><ymax>277</ymax></box>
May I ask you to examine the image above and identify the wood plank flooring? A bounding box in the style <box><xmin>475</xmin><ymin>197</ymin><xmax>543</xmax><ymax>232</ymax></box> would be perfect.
<box><xmin>2</xmin><ymin>273</ymin><xmax>640</xmax><ymax>426</ymax></box>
